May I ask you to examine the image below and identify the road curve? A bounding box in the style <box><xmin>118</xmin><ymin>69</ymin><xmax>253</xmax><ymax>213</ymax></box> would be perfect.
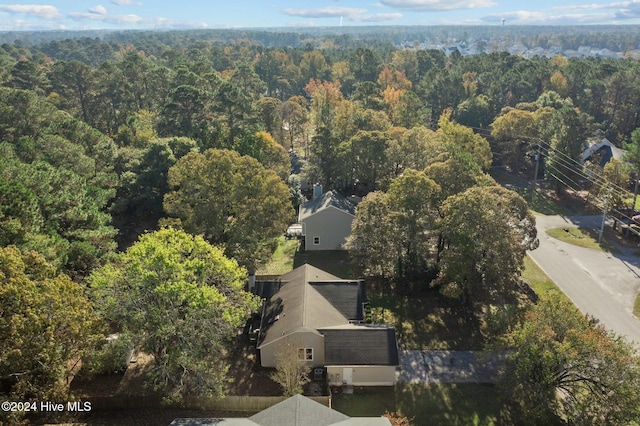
<box><xmin>528</xmin><ymin>214</ymin><xmax>640</xmax><ymax>345</ymax></box>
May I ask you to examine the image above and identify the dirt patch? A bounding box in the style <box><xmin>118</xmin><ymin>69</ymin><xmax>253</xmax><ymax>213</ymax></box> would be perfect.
<box><xmin>224</xmin><ymin>333</ymin><xmax>282</xmax><ymax>396</ymax></box>
<box><xmin>72</xmin><ymin>353</ymin><xmax>157</xmax><ymax>399</ymax></box>
<box><xmin>73</xmin><ymin>334</ymin><xmax>282</xmax><ymax>400</ymax></box>
<box><xmin>65</xmin><ymin>333</ymin><xmax>282</xmax><ymax>425</ymax></box>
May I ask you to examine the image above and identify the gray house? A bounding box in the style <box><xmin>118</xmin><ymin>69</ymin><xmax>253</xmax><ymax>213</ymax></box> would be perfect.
<box><xmin>298</xmin><ymin>191</ymin><xmax>356</xmax><ymax>251</ymax></box>
<box><xmin>255</xmin><ymin>264</ymin><xmax>398</xmax><ymax>387</ymax></box>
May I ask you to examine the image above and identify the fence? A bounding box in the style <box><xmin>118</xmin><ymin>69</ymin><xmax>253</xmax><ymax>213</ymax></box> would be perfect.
<box><xmin>88</xmin><ymin>395</ymin><xmax>331</xmax><ymax>412</ymax></box>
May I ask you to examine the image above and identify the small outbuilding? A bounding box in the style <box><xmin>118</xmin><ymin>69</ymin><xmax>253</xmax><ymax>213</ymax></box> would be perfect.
<box><xmin>321</xmin><ymin>326</ymin><xmax>399</xmax><ymax>387</ymax></box>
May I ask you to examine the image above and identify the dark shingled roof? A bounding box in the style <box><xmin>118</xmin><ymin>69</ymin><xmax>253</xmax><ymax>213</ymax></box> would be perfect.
<box><xmin>309</xmin><ymin>281</ymin><xmax>365</xmax><ymax>321</ymax></box>
<box><xmin>253</xmin><ymin>280</ymin><xmax>284</xmax><ymax>301</ymax></box>
<box><xmin>298</xmin><ymin>191</ymin><xmax>356</xmax><ymax>221</ymax></box>
<box><xmin>257</xmin><ymin>265</ymin><xmax>355</xmax><ymax>348</ymax></box>
<box><xmin>321</xmin><ymin>327</ymin><xmax>399</xmax><ymax>366</ymax></box>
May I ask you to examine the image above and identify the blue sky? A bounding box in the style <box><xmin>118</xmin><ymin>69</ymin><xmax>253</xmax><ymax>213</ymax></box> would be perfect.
<box><xmin>2</xmin><ymin>1</ymin><xmax>640</xmax><ymax>31</ymax></box>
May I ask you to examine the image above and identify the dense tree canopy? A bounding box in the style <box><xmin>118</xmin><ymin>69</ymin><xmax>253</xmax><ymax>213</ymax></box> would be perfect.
<box><xmin>348</xmin><ymin>169</ymin><xmax>440</xmax><ymax>282</ymax></box>
<box><xmin>0</xmin><ymin>87</ymin><xmax>117</xmax><ymax>277</ymax></box>
<box><xmin>499</xmin><ymin>295</ymin><xmax>640</xmax><ymax>425</ymax></box>
<box><xmin>4</xmin><ymin>28</ymin><xmax>640</xmax><ymax>407</ymax></box>
<box><xmin>163</xmin><ymin>148</ymin><xmax>294</xmax><ymax>269</ymax></box>
<box><xmin>0</xmin><ymin>246</ymin><xmax>102</xmax><ymax>417</ymax></box>
<box><xmin>89</xmin><ymin>228</ymin><xmax>261</xmax><ymax>403</ymax></box>
<box><xmin>438</xmin><ymin>186</ymin><xmax>538</xmax><ymax>302</ymax></box>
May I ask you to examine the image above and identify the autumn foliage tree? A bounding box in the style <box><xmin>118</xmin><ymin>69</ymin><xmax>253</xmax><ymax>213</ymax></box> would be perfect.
<box><xmin>163</xmin><ymin>148</ymin><xmax>293</xmax><ymax>269</ymax></box>
<box><xmin>438</xmin><ymin>110</ymin><xmax>492</xmax><ymax>170</ymax></box>
<box><xmin>499</xmin><ymin>295</ymin><xmax>640</xmax><ymax>425</ymax></box>
<box><xmin>384</xmin><ymin>411</ymin><xmax>413</xmax><ymax>426</ymax></box>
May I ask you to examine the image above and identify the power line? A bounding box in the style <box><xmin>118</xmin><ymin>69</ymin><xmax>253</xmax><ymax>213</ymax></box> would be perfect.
<box><xmin>463</xmin><ymin>122</ymin><xmax>636</xmax><ymax>214</ymax></box>
<box><xmin>539</xmin><ymin>143</ymin><xmax>632</xmax><ymax>200</ymax></box>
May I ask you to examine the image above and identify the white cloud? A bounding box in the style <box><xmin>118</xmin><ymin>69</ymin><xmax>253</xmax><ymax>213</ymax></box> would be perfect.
<box><xmin>485</xmin><ymin>1</ymin><xmax>640</xmax><ymax>24</ymax></box>
<box><xmin>282</xmin><ymin>7</ymin><xmax>368</xmax><ymax>18</ymax></box>
<box><xmin>282</xmin><ymin>6</ymin><xmax>404</xmax><ymax>22</ymax></box>
<box><xmin>481</xmin><ymin>10</ymin><xmax>617</xmax><ymax>25</ymax></box>
<box><xmin>349</xmin><ymin>12</ymin><xmax>403</xmax><ymax>22</ymax></box>
<box><xmin>70</xmin><ymin>11</ymin><xmax>141</xmax><ymax>24</ymax></box>
<box><xmin>552</xmin><ymin>1</ymin><xmax>640</xmax><ymax>11</ymax></box>
<box><xmin>0</xmin><ymin>4</ymin><xmax>61</xmax><ymax>20</ymax></box>
<box><xmin>0</xmin><ymin>17</ymin><xmax>65</xmax><ymax>30</ymax></box>
<box><xmin>147</xmin><ymin>16</ymin><xmax>208</xmax><ymax>29</ymax></box>
<box><xmin>68</xmin><ymin>10</ymin><xmax>207</xmax><ymax>29</ymax></box>
<box><xmin>110</xmin><ymin>0</ymin><xmax>133</xmax><ymax>5</ymax></box>
<box><xmin>379</xmin><ymin>0</ymin><xmax>496</xmax><ymax>11</ymax></box>
<box><xmin>89</xmin><ymin>5</ymin><xmax>107</xmax><ymax>15</ymax></box>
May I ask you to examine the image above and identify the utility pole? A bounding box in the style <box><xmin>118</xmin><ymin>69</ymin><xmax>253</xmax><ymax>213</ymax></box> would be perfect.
<box><xmin>532</xmin><ymin>140</ymin><xmax>541</xmax><ymax>190</ymax></box>
<box><xmin>599</xmin><ymin>185</ymin><xmax>610</xmax><ymax>244</ymax></box>
<box><xmin>633</xmin><ymin>172</ymin><xmax>639</xmax><ymax>212</ymax></box>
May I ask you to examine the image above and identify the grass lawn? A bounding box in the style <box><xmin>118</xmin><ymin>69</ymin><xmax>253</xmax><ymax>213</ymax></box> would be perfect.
<box><xmin>256</xmin><ymin>237</ymin><xmax>299</xmax><ymax>275</ymax></box>
<box><xmin>522</xmin><ymin>255</ymin><xmax>568</xmax><ymax>299</ymax></box>
<box><xmin>293</xmin><ymin>249</ymin><xmax>353</xmax><ymax>278</ymax></box>
<box><xmin>257</xmin><ymin>239</ymin><xmax>354</xmax><ymax>278</ymax></box>
<box><xmin>522</xmin><ymin>254</ymin><xmax>575</xmax><ymax>310</ymax></box>
<box><xmin>332</xmin><ymin>384</ymin><xmax>503</xmax><ymax>426</ymax></box>
<box><xmin>545</xmin><ymin>226</ymin><xmax>616</xmax><ymax>252</ymax></box>
<box><xmin>368</xmin><ymin>290</ymin><xmax>486</xmax><ymax>350</ymax></box>
<box><xmin>635</xmin><ymin>293</ymin><xmax>640</xmax><ymax>319</ymax></box>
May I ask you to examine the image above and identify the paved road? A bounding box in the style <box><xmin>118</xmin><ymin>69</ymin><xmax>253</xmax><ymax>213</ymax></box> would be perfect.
<box><xmin>528</xmin><ymin>214</ymin><xmax>640</xmax><ymax>344</ymax></box>
<box><xmin>396</xmin><ymin>351</ymin><xmax>508</xmax><ymax>384</ymax></box>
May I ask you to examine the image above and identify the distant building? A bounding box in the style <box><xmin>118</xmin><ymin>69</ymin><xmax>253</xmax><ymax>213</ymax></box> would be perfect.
<box><xmin>582</xmin><ymin>138</ymin><xmax>626</xmax><ymax>168</ymax></box>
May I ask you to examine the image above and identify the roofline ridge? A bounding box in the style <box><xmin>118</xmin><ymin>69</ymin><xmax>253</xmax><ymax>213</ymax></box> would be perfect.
<box><xmin>296</xmin><ymin>394</ymin><xmax>302</xmax><ymax>425</ymax></box>
<box><xmin>302</xmin><ymin>264</ymin><xmax>308</xmax><ymax>327</ymax></box>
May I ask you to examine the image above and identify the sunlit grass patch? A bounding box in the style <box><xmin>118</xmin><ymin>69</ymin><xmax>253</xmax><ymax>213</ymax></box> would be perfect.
<box><xmin>546</xmin><ymin>226</ymin><xmax>604</xmax><ymax>251</ymax></box>
<box><xmin>256</xmin><ymin>236</ymin><xmax>299</xmax><ymax>275</ymax></box>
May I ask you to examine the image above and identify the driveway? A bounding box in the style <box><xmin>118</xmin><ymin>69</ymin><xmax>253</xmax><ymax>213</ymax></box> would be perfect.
<box><xmin>396</xmin><ymin>350</ymin><xmax>508</xmax><ymax>384</ymax></box>
<box><xmin>528</xmin><ymin>214</ymin><xmax>640</xmax><ymax>344</ymax></box>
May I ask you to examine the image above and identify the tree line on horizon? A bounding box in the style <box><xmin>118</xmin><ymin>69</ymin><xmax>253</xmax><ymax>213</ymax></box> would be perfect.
<box><xmin>1</xmin><ymin>32</ymin><xmax>640</xmax><ymax>424</ymax></box>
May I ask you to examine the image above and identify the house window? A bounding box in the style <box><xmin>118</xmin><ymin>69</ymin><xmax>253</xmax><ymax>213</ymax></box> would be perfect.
<box><xmin>313</xmin><ymin>236</ymin><xmax>320</xmax><ymax>245</ymax></box>
<box><xmin>298</xmin><ymin>348</ymin><xmax>313</xmax><ymax>361</ymax></box>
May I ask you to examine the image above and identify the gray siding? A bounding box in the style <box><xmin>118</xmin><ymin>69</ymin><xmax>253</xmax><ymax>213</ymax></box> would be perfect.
<box><xmin>259</xmin><ymin>331</ymin><xmax>325</xmax><ymax>368</ymax></box>
<box><xmin>326</xmin><ymin>366</ymin><xmax>396</xmax><ymax>386</ymax></box>
<box><xmin>303</xmin><ymin>207</ymin><xmax>353</xmax><ymax>251</ymax></box>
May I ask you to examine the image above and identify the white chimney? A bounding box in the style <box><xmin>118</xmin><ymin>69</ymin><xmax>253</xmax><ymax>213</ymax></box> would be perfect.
<box><xmin>313</xmin><ymin>184</ymin><xmax>323</xmax><ymax>199</ymax></box>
